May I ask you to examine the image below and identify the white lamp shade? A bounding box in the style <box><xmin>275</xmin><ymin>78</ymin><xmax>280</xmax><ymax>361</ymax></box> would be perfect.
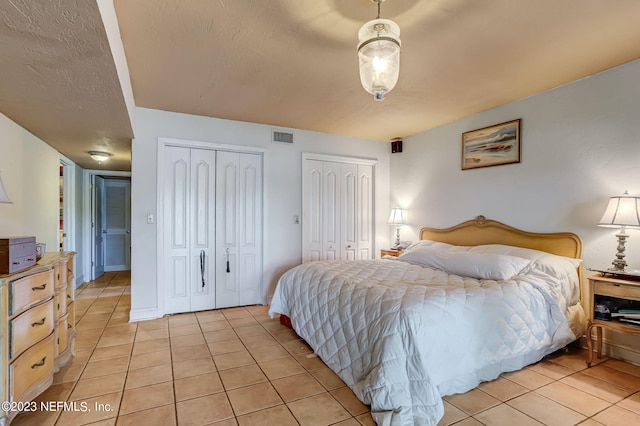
<box><xmin>0</xmin><ymin>172</ymin><xmax>11</xmax><ymax>204</ymax></box>
<box><xmin>598</xmin><ymin>194</ymin><xmax>640</xmax><ymax>228</ymax></box>
<box><xmin>358</xmin><ymin>18</ymin><xmax>401</xmax><ymax>101</ymax></box>
<box><xmin>388</xmin><ymin>207</ymin><xmax>406</xmax><ymax>225</ymax></box>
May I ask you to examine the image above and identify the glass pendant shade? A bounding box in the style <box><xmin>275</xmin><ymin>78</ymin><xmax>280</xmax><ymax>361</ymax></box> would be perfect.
<box><xmin>358</xmin><ymin>18</ymin><xmax>401</xmax><ymax>101</ymax></box>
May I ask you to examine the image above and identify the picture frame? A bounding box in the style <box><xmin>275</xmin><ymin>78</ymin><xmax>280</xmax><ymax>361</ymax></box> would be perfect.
<box><xmin>462</xmin><ymin>119</ymin><xmax>521</xmax><ymax>170</ymax></box>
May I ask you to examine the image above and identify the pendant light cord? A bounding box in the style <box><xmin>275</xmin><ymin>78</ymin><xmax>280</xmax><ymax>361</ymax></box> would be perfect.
<box><xmin>377</xmin><ymin>0</ymin><xmax>381</xmax><ymax>19</ymax></box>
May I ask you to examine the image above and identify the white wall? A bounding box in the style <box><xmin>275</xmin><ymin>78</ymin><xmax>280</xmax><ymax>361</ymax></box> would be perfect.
<box><xmin>390</xmin><ymin>59</ymin><xmax>640</xmax><ymax>361</ymax></box>
<box><xmin>130</xmin><ymin>107</ymin><xmax>391</xmax><ymax>320</ymax></box>
<box><xmin>0</xmin><ymin>113</ymin><xmax>60</xmax><ymax>250</ymax></box>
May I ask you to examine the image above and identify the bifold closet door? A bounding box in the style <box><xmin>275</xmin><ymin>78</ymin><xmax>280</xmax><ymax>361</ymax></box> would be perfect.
<box><xmin>302</xmin><ymin>159</ymin><xmax>373</xmax><ymax>263</ymax></box>
<box><xmin>215</xmin><ymin>151</ymin><xmax>263</xmax><ymax>308</ymax></box>
<box><xmin>356</xmin><ymin>163</ymin><xmax>373</xmax><ymax>260</ymax></box>
<box><xmin>163</xmin><ymin>146</ymin><xmax>216</xmax><ymax>314</ymax></box>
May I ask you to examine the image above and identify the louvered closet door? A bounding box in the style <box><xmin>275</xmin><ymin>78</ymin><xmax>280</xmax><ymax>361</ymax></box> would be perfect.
<box><xmin>163</xmin><ymin>146</ymin><xmax>216</xmax><ymax>314</ymax></box>
<box><xmin>215</xmin><ymin>151</ymin><xmax>263</xmax><ymax>309</ymax></box>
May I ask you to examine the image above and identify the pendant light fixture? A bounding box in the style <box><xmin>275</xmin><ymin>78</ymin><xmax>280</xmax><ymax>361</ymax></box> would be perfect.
<box><xmin>357</xmin><ymin>0</ymin><xmax>401</xmax><ymax>101</ymax></box>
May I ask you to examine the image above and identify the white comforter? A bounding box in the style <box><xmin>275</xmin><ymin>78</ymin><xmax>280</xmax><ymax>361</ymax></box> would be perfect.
<box><xmin>269</xmin><ymin>259</ymin><xmax>578</xmax><ymax>425</ymax></box>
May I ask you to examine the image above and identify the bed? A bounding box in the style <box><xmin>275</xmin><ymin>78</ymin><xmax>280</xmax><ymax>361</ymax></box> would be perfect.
<box><xmin>269</xmin><ymin>216</ymin><xmax>586</xmax><ymax>426</ymax></box>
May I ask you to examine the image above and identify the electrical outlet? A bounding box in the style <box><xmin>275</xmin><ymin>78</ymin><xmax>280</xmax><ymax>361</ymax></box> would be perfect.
<box><xmin>294</xmin><ymin>215</ymin><xmax>300</xmax><ymax>224</ymax></box>
<box><xmin>146</xmin><ymin>213</ymin><xmax>154</xmax><ymax>224</ymax></box>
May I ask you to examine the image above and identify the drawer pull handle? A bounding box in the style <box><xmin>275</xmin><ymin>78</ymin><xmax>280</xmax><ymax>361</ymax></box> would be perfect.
<box><xmin>13</xmin><ymin>261</ymin><xmax>20</xmax><ymax>265</ymax></box>
<box><xmin>27</xmin><ymin>257</ymin><xmax>35</xmax><ymax>261</ymax></box>
<box><xmin>31</xmin><ymin>283</ymin><xmax>47</xmax><ymax>291</ymax></box>
<box><xmin>31</xmin><ymin>357</ymin><xmax>46</xmax><ymax>369</ymax></box>
<box><xmin>31</xmin><ymin>317</ymin><xmax>46</xmax><ymax>327</ymax></box>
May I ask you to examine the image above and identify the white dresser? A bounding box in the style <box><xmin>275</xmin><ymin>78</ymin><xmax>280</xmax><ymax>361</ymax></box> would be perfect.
<box><xmin>0</xmin><ymin>252</ymin><xmax>75</xmax><ymax>425</ymax></box>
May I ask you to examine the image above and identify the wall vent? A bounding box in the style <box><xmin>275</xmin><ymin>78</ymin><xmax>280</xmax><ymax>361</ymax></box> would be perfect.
<box><xmin>272</xmin><ymin>130</ymin><xmax>294</xmax><ymax>144</ymax></box>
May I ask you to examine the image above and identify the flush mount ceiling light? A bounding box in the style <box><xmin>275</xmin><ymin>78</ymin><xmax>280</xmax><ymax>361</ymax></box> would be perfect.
<box><xmin>89</xmin><ymin>151</ymin><xmax>112</xmax><ymax>163</ymax></box>
<box><xmin>357</xmin><ymin>0</ymin><xmax>401</xmax><ymax>101</ymax></box>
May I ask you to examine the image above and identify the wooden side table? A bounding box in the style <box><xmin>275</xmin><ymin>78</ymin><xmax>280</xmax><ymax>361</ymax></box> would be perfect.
<box><xmin>381</xmin><ymin>249</ymin><xmax>401</xmax><ymax>257</ymax></box>
<box><xmin>585</xmin><ymin>271</ymin><xmax>640</xmax><ymax>367</ymax></box>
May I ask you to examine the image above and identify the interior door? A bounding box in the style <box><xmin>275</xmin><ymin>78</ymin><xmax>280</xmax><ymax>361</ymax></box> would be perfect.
<box><xmin>163</xmin><ymin>146</ymin><xmax>216</xmax><ymax>314</ymax></box>
<box><xmin>215</xmin><ymin>151</ymin><xmax>263</xmax><ymax>308</ymax></box>
<box><xmin>93</xmin><ymin>175</ymin><xmax>105</xmax><ymax>279</ymax></box>
<box><xmin>302</xmin><ymin>160</ymin><xmax>323</xmax><ymax>263</ymax></box>
<box><xmin>189</xmin><ymin>149</ymin><xmax>216</xmax><ymax>312</ymax></box>
<box><xmin>103</xmin><ymin>179</ymin><xmax>131</xmax><ymax>271</ymax></box>
<box><xmin>341</xmin><ymin>163</ymin><xmax>358</xmax><ymax>260</ymax></box>
<box><xmin>163</xmin><ymin>146</ymin><xmax>191</xmax><ymax>314</ymax></box>
<box><xmin>357</xmin><ymin>164</ymin><xmax>373</xmax><ymax>259</ymax></box>
<box><xmin>323</xmin><ymin>161</ymin><xmax>341</xmax><ymax>261</ymax></box>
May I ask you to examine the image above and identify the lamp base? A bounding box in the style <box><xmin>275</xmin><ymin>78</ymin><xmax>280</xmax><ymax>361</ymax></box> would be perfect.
<box><xmin>610</xmin><ymin>231</ymin><xmax>630</xmax><ymax>272</ymax></box>
<box><xmin>393</xmin><ymin>226</ymin><xmax>401</xmax><ymax>249</ymax></box>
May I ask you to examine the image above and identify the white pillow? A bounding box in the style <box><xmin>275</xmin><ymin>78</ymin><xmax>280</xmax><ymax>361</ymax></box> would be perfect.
<box><xmin>398</xmin><ymin>246</ymin><xmax>532</xmax><ymax>280</ymax></box>
<box><xmin>468</xmin><ymin>244</ymin><xmax>582</xmax><ymax>305</ymax></box>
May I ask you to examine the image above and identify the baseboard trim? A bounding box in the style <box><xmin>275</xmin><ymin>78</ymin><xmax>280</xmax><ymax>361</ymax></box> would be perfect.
<box><xmin>581</xmin><ymin>335</ymin><xmax>640</xmax><ymax>366</ymax></box>
<box><xmin>129</xmin><ymin>307</ymin><xmax>159</xmax><ymax>322</ymax></box>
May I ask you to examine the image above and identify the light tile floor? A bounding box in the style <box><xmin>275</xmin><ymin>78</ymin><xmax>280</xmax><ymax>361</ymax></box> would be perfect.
<box><xmin>11</xmin><ymin>271</ymin><xmax>640</xmax><ymax>426</ymax></box>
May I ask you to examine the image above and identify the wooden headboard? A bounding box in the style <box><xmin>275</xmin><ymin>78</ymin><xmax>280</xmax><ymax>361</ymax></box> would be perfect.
<box><xmin>419</xmin><ymin>215</ymin><xmax>582</xmax><ymax>259</ymax></box>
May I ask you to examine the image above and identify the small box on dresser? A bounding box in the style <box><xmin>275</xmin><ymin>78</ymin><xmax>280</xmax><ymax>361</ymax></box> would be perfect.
<box><xmin>0</xmin><ymin>237</ymin><xmax>36</xmax><ymax>275</ymax></box>
<box><xmin>0</xmin><ymin>251</ymin><xmax>75</xmax><ymax>425</ymax></box>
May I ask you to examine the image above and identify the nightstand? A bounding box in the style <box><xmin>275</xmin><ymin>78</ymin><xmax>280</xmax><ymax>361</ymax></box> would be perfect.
<box><xmin>585</xmin><ymin>271</ymin><xmax>640</xmax><ymax>367</ymax></box>
<box><xmin>381</xmin><ymin>249</ymin><xmax>401</xmax><ymax>257</ymax></box>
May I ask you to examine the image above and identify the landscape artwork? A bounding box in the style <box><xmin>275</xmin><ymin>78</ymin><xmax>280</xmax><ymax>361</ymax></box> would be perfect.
<box><xmin>462</xmin><ymin>119</ymin><xmax>521</xmax><ymax>170</ymax></box>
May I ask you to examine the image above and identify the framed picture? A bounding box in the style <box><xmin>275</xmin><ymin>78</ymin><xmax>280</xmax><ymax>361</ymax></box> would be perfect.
<box><xmin>462</xmin><ymin>119</ymin><xmax>521</xmax><ymax>170</ymax></box>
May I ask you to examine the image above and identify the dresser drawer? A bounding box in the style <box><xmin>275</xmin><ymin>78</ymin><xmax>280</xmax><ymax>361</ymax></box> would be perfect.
<box><xmin>10</xmin><ymin>270</ymin><xmax>55</xmax><ymax>316</ymax></box>
<box><xmin>594</xmin><ymin>280</ymin><xmax>640</xmax><ymax>300</ymax></box>
<box><xmin>55</xmin><ymin>287</ymin><xmax>67</xmax><ymax>318</ymax></box>
<box><xmin>55</xmin><ymin>263</ymin><xmax>67</xmax><ymax>290</ymax></box>
<box><xmin>57</xmin><ymin>314</ymin><xmax>69</xmax><ymax>354</ymax></box>
<box><xmin>66</xmin><ymin>282</ymin><xmax>74</xmax><ymax>305</ymax></box>
<box><xmin>67</xmin><ymin>302</ymin><xmax>75</xmax><ymax>334</ymax></box>
<box><xmin>9</xmin><ymin>332</ymin><xmax>55</xmax><ymax>403</ymax></box>
<box><xmin>9</xmin><ymin>299</ymin><xmax>55</xmax><ymax>360</ymax></box>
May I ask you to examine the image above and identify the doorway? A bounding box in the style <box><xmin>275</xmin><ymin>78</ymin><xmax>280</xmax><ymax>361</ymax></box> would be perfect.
<box><xmin>59</xmin><ymin>158</ymin><xmax>76</xmax><ymax>252</ymax></box>
<box><xmin>85</xmin><ymin>170</ymin><xmax>132</xmax><ymax>281</ymax></box>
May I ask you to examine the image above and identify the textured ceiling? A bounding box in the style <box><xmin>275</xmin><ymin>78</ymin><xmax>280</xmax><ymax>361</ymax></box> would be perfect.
<box><xmin>2</xmin><ymin>0</ymin><xmax>640</xmax><ymax>171</ymax></box>
<box><xmin>0</xmin><ymin>0</ymin><xmax>133</xmax><ymax>171</ymax></box>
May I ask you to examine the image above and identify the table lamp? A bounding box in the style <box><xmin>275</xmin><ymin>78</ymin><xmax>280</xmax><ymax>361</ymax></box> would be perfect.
<box><xmin>598</xmin><ymin>191</ymin><xmax>640</xmax><ymax>271</ymax></box>
<box><xmin>388</xmin><ymin>207</ymin><xmax>406</xmax><ymax>249</ymax></box>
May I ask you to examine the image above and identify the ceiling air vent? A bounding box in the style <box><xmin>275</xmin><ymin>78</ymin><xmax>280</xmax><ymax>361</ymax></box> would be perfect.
<box><xmin>272</xmin><ymin>129</ymin><xmax>294</xmax><ymax>144</ymax></box>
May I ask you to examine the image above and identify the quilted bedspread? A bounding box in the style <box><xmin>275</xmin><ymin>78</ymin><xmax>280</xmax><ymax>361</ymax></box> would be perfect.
<box><xmin>268</xmin><ymin>259</ymin><xmax>578</xmax><ymax>426</ymax></box>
